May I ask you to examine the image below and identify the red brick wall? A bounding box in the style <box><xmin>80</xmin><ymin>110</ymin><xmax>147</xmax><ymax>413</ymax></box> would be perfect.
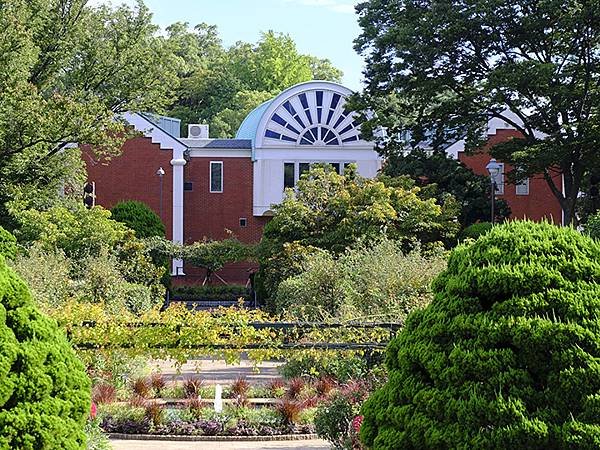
<box><xmin>182</xmin><ymin>157</ymin><xmax>267</xmax><ymax>244</ymax></box>
<box><xmin>83</xmin><ymin>137</ymin><xmax>174</xmax><ymax>240</ymax></box>
<box><xmin>459</xmin><ymin>129</ymin><xmax>563</xmax><ymax>224</ymax></box>
<box><xmin>180</xmin><ymin>157</ymin><xmax>269</xmax><ymax>285</ymax></box>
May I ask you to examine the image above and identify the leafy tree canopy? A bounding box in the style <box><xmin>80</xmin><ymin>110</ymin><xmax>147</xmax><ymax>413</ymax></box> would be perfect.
<box><xmin>384</xmin><ymin>149</ymin><xmax>510</xmax><ymax>226</ymax></box>
<box><xmin>0</xmin><ymin>0</ymin><xmax>178</xmax><ymax>230</ymax></box>
<box><xmin>166</xmin><ymin>27</ymin><xmax>343</xmax><ymax>137</ymax></box>
<box><xmin>146</xmin><ymin>236</ymin><xmax>255</xmax><ymax>284</ymax></box>
<box><xmin>354</xmin><ymin>0</ymin><xmax>600</xmax><ymax>225</ymax></box>
<box><xmin>261</xmin><ymin>165</ymin><xmax>459</xmax><ymax>255</ymax></box>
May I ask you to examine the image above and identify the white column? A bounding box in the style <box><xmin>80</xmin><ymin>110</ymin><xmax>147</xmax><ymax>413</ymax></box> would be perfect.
<box><xmin>170</xmin><ymin>150</ymin><xmax>187</xmax><ymax>275</ymax></box>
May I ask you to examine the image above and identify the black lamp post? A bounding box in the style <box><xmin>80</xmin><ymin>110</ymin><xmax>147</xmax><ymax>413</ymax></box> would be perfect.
<box><xmin>486</xmin><ymin>158</ymin><xmax>501</xmax><ymax>225</ymax></box>
<box><xmin>156</xmin><ymin>167</ymin><xmax>165</xmax><ymax>221</ymax></box>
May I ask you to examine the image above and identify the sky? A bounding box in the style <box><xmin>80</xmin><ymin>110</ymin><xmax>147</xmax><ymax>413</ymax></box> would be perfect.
<box><xmin>97</xmin><ymin>0</ymin><xmax>365</xmax><ymax>90</ymax></box>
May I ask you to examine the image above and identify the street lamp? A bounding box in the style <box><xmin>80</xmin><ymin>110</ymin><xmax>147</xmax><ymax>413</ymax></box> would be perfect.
<box><xmin>486</xmin><ymin>158</ymin><xmax>502</xmax><ymax>225</ymax></box>
<box><xmin>156</xmin><ymin>167</ymin><xmax>165</xmax><ymax>221</ymax></box>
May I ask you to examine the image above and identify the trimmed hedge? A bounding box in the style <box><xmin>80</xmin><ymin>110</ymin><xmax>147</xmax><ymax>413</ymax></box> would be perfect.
<box><xmin>361</xmin><ymin>221</ymin><xmax>600</xmax><ymax>449</ymax></box>
<box><xmin>111</xmin><ymin>200</ymin><xmax>165</xmax><ymax>238</ymax></box>
<box><xmin>0</xmin><ymin>255</ymin><xmax>91</xmax><ymax>448</ymax></box>
<box><xmin>171</xmin><ymin>284</ymin><xmax>250</xmax><ymax>301</ymax></box>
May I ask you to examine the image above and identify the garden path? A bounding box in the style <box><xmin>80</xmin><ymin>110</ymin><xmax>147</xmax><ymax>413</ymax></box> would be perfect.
<box><xmin>109</xmin><ymin>438</ymin><xmax>330</xmax><ymax>449</ymax></box>
<box><xmin>149</xmin><ymin>356</ymin><xmax>284</xmax><ymax>385</ymax></box>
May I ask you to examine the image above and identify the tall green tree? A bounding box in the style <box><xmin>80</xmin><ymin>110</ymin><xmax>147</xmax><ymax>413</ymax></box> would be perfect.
<box><xmin>167</xmin><ymin>26</ymin><xmax>343</xmax><ymax>137</ymax></box>
<box><xmin>0</xmin><ymin>0</ymin><xmax>178</xmax><ymax>229</ymax></box>
<box><xmin>354</xmin><ymin>0</ymin><xmax>600</xmax><ymax>225</ymax></box>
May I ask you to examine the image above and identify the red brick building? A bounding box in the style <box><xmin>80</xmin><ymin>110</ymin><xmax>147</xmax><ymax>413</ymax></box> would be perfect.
<box><xmin>84</xmin><ymin>82</ymin><xmax>564</xmax><ymax>285</ymax></box>
<box><xmin>445</xmin><ymin>115</ymin><xmax>563</xmax><ymax>224</ymax></box>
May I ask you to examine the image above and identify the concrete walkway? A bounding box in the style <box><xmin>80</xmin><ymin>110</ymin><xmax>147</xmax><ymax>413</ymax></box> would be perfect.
<box><xmin>110</xmin><ymin>438</ymin><xmax>330</xmax><ymax>449</ymax></box>
<box><xmin>150</xmin><ymin>356</ymin><xmax>284</xmax><ymax>385</ymax></box>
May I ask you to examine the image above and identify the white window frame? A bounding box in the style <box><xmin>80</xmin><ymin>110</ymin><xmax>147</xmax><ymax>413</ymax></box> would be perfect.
<box><xmin>516</xmin><ymin>177</ymin><xmax>530</xmax><ymax>195</ymax></box>
<box><xmin>209</xmin><ymin>161</ymin><xmax>223</xmax><ymax>193</ymax></box>
<box><xmin>493</xmin><ymin>163</ymin><xmax>505</xmax><ymax>195</ymax></box>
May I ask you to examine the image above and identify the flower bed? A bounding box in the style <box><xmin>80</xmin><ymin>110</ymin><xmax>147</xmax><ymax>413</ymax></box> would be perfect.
<box><xmin>91</xmin><ymin>368</ymin><xmax>379</xmax><ymax>445</ymax></box>
<box><xmin>98</xmin><ymin>404</ymin><xmax>316</xmax><ymax>437</ymax></box>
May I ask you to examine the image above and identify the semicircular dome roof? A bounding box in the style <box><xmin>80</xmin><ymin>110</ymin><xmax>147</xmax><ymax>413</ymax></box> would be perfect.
<box><xmin>235</xmin><ymin>81</ymin><xmax>364</xmax><ymax>148</ymax></box>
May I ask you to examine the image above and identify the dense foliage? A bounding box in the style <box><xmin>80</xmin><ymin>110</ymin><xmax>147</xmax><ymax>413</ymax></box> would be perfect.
<box><xmin>383</xmin><ymin>150</ymin><xmax>510</xmax><ymax>226</ymax></box>
<box><xmin>166</xmin><ymin>26</ymin><xmax>342</xmax><ymax>136</ymax></box>
<box><xmin>459</xmin><ymin>222</ymin><xmax>493</xmax><ymax>241</ymax></box>
<box><xmin>361</xmin><ymin>221</ymin><xmax>600</xmax><ymax>449</ymax></box>
<box><xmin>12</xmin><ymin>205</ymin><xmax>164</xmax><ymax>314</ymax></box>
<box><xmin>111</xmin><ymin>200</ymin><xmax>165</xmax><ymax>239</ymax></box>
<box><xmin>256</xmin><ymin>166</ymin><xmax>458</xmax><ymax>304</ymax></box>
<box><xmin>0</xmin><ymin>226</ymin><xmax>17</xmax><ymax>259</ymax></box>
<box><xmin>0</xmin><ymin>255</ymin><xmax>91</xmax><ymax>448</ymax></box>
<box><xmin>274</xmin><ymin>239</ymin><xmax>445</xmax><ymax>320</ymax></box>
<box><xmin>585</xmin><ymin>211</ymin><xmax>600</xmax><ymax>241</ymax></box>
<box><xmin>0</xmin><ymin>0</ymin><xmax>177</xmax><ymax>230</ymax></box>
<box><xmin>354</xmin><ymin>0</ymin><xmax>600</xmax><ymax>225</ymax></box>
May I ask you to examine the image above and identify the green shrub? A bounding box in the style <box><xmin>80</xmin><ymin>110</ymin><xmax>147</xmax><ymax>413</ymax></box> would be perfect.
<box><xmin>0</xmin><ymin>255</ymin><xmax>91</xmax><ymax>448</ymax></box>
<box><xmin>84</xmin><ymin>419</ymin><xmax>111</xmax><ymax>450</ymax></box>
<box><xmin>459</xmin><ymin>221</ymin><xmax>493</xmax><ymax>240</ymax></box>
<box><xmin>585</xmin><ymin>211</ymin><xmax>600</xmax><ymax>240</ymax></box>
<box><xmin>274</xmin><ymin>238</ymin><xmax>445</xmax><ymax>320</ymax></box>
<box><xmin>360</xmin><ymin>221</ymin><xmax>600</xmax><ymax>449</ymax></box>
<box><xmin>280</xmin><ymin>354</ymin><xmax>369</xmax><ymax>383</ymax></box>
<box><xmin>9</xmin><ymin>245</ymin><xmax>71</xmax><ymax>309</ymax></box>
<box><xmin>111</xmin><ymin>200</ymin><xmax>165</xmax><ymax>239</ymax></box>
<box><xmin>11</xmin><ymin>245</ymin><xmax>162</xmax><ymax>315</ymax></box>
<box><xmin>0</xmin><ymin>226</ymin><xmax>17</xmax><ymax>259</ymax></box>
<box><xmin>316</xmin><ymin>389</ymin><xmax>367</xmax><ymax>450</ymax></box>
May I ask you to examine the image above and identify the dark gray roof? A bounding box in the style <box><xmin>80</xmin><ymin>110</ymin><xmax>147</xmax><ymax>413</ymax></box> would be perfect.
<box><xmin>180</xmin><ymin>138</ymin><xmax>252</xmax><ymax>149</ymax></box>
<box><xmin>203</xmin><ymin>139</ymin><xmax>252</xmax><ymax>149</ymax></box>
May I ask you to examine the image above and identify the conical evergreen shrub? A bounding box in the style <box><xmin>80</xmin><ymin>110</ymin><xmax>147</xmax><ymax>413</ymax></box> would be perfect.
<box><xmin>361</xmin><ymin>221</ymin><xmax>600</xmax><ymax>449</ymax></box>
<box><xmin>0</xmin><ymin>255</ymin><xmax>91</xmax><ymax>448</ymax></box>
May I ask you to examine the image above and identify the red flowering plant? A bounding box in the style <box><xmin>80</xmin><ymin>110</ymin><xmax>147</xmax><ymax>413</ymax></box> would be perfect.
<box><xmin>314</xmin><ymin>380</ymin><xmax>371</xmax><ymax>450</ymax></box>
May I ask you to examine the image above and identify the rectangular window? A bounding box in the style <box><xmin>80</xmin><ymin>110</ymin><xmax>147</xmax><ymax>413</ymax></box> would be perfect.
<box><xmin>516</xmin><ymin>177</ymin><xmax>530</xmax><ymax>195</ymax></box>
<box><xmin>299</xmin><ymin>163</ymin><xmax>310</xmax><ymax>178</ymax></box>
<box><xmin>184</xmin><ymin>182</ymin><xmax>193</xmax><ymax>191</ymax></box>
<box><xmin>493</xmin><ymin>163</ymin><xmax>505</xmax><ymax>195</ymax></box>
<box><xmin>330</xmin><ymin>162</ymin><xmax>341</xmax><ymax>174</ymax></box>
<box><xmin>284</xmin><ymin>162</ymin><xmax>295</xmax><ymax>189</ymax></box>
<box><xmin>210</xmin><ymin>161</ymin><xmax>223</xmax><ymax>193</ymax></box>
<box><xmin>239</xmin><ymin>218</ymin><xmax>248</xmax><ymax>227</ymax></box>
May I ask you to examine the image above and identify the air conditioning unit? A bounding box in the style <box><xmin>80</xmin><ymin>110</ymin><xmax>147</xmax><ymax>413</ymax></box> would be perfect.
<box><xmin>188</xmin><ymin>124</ymin><xmax>209</xmax><ymax>139</ymax></box>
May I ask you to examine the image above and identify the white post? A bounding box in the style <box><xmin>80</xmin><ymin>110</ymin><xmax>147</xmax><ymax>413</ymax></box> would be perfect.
<box><xmin>171</xmin><ymin>150</ymin><xmax>186</xmax><ymax>275</ymax></box>
<box><xmin>214</xmin><ymin>384</ymin><xmax>223</xmax><ymax>413</ymax></box>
